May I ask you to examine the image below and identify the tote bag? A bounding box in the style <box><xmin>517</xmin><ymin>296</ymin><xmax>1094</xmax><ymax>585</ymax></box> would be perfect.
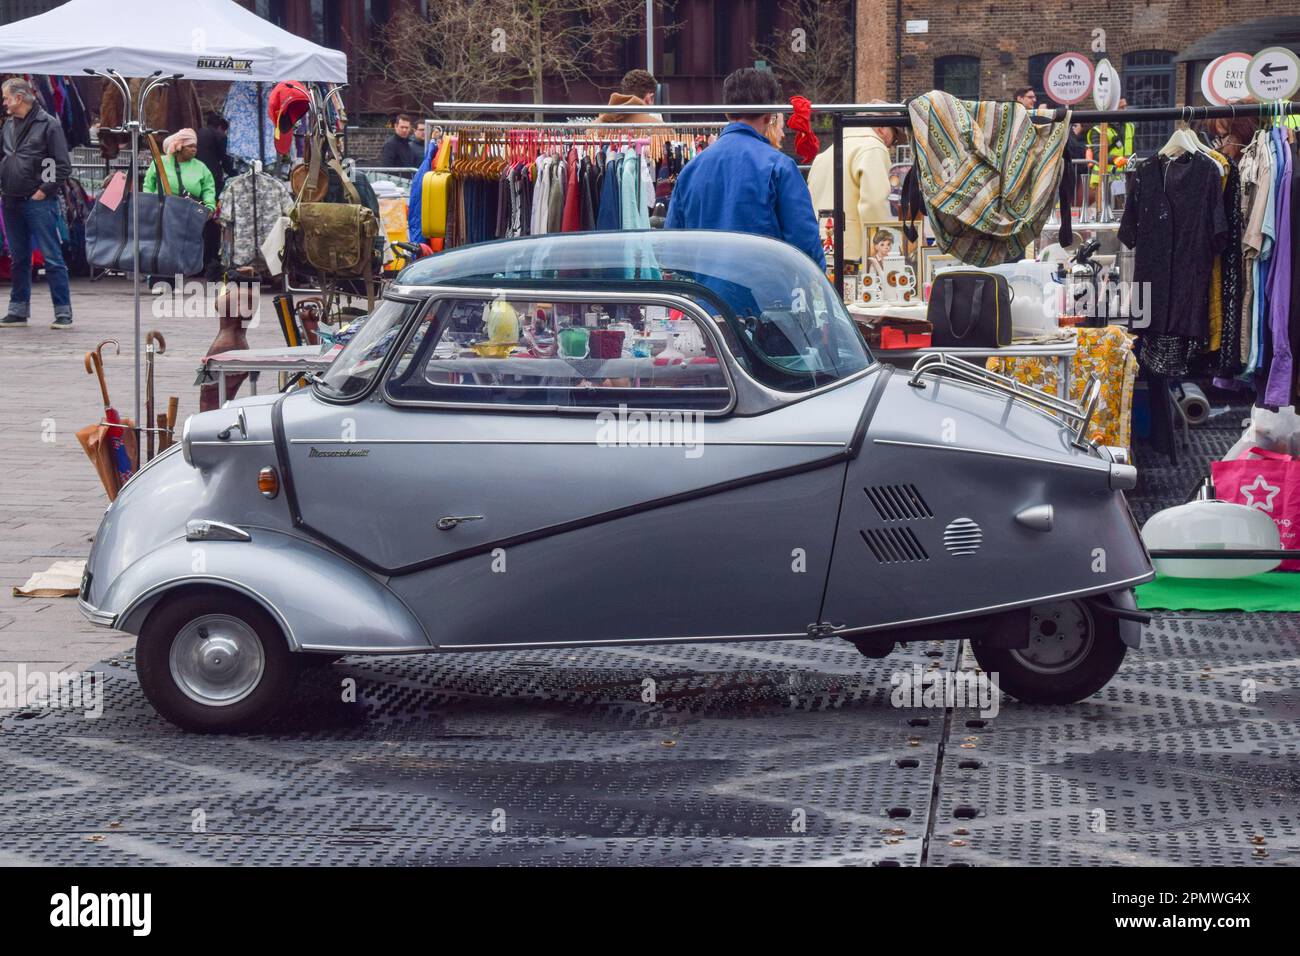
<box><xmin>86</xmin><ymin>137</ymin><xmax>208</xmax><ymax>277</ymax></box>
<box><xmin>1212</xmin><ymin>446</ymin><xmax>1300</xmax><ymax>570</ymax></box>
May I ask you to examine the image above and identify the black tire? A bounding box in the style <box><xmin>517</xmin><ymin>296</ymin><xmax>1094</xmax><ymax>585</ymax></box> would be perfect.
<box><xmin>971</xmin><ymin>598</ymin><xmax>1126</xmax><ymax>704</ymax></box>
<box><xmin>136</xmin><ymin>589</ymin><xmax>296</xmax><ymax>732</ymax></box>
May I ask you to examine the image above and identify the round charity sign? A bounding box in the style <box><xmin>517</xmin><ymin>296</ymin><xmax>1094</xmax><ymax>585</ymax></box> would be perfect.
<box><xmin>1247</xmin><ymin>46</ymin><xmax>1300</xmax><ymax>102</ymax></box>
<box><xmin>1043</xmin><ymin>53</ymin><xmax>1094</xmax><ymax>106</ymax></box>
<box><xmin>1201</xmin><ymin>52</ymin><xmax>1251</xmax><ymax>106</ymax></box>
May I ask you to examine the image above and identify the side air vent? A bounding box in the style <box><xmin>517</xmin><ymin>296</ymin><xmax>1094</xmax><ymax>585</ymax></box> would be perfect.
<box><xmin>944</xmin><ymin>517</ymin><xmax>983</xmax><ymax>556</ymax></box>
<box><xmin>865</xmin><ymin>484</ymin><xmax>933</xmax><ymax>522</ymax></box>
<box><xmin>861</xmin><ymin>527</ymin><xmax>930</xmax><ymax>564</ymax></box>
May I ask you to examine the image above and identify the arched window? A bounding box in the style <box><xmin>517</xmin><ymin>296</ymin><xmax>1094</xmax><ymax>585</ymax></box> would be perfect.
<box><xmin>1027</xmin><ymin>53</ymin><xmax>1062</xmax><ymax>105</ymax></box>
<box><xmin>934</xmin><ymin>55</ymin><xmax>980</xmax><ymax>100</ymax></box>
<box><xmin>1123</xmin><ymin>50</ymin><xmax>1175</xmax><ymax>154</ymax></box>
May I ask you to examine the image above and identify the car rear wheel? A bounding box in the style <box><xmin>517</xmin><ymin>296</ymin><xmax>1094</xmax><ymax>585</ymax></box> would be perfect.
<box><xmin>136</xmin><ymin>590</ymin><xmax>296</xmax><ymax>732</ymax></box>
<box><xmin>971</xmin><ymin>599</ymin><xmax>1126</xmax><ymax>704</ymax></box>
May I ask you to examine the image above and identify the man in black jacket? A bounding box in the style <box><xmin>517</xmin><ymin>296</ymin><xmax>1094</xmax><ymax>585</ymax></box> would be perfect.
<box><xmin>1</xmin><ymin>78</ymin><xmax>72</xmax><ymax>329</ymax></box>
<box><xmin>379</xmin><ymin>114</ymin><xmax>420</xmax><ymax>170</ymax></box>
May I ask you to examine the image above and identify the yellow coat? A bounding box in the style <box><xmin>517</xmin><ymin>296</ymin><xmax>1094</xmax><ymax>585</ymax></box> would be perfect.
<box><xmin>806</xmin><ymin>128</ymin><xmax>892</xmax><ymax>262</ymax></box>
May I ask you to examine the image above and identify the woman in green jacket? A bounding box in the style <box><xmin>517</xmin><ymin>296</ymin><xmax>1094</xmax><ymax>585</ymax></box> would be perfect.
<box><xmin>144</xmin><ymin>128</ymin><xmax>217</xmax><ymax>210</ymax></box>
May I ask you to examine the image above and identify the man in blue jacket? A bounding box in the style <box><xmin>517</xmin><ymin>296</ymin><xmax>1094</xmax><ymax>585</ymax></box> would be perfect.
<box><xmin>666</xmin><ymin>68</ymin><xmax>825</xmax><ymax>271</ymax></box>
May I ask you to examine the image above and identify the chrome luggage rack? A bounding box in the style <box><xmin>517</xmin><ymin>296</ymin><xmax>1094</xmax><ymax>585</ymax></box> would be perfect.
<box><xmin>906</xmin><ymin>352</ymin><xmax>1102</xmax><ymax>449</ymax></box>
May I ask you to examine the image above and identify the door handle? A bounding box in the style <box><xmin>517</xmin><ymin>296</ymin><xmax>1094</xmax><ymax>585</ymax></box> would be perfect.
<box><xmin>436</xmin><ymin>515</ymin><xmax>484</xmax><ymax>531</ymax></box>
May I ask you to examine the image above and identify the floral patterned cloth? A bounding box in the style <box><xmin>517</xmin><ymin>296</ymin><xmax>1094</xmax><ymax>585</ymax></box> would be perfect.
<box><xmin>987</xmin><ymin>325</ymin><xmax>1138</xmax><ymax>449</ymax></box>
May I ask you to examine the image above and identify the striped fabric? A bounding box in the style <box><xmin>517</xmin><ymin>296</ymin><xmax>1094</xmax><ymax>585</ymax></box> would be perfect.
<box><xmin>909</xmin><ymin>92</ymin><xmax>1070</xmax><ymax>266</ymax></box>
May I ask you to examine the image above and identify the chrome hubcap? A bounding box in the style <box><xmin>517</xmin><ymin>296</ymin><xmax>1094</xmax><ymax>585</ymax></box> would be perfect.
<box><xmin>169</xmin><ymin>614</ymin><xmax>265</xmax><ymax>706</ymax></box>
<box><xmin>1010</xmin><ymin>601</ymin><xmax>1094</xmax><ymax>675</ymax></box>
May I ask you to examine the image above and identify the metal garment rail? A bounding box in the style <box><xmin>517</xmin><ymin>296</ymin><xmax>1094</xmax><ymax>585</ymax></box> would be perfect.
<box><xmin>425</xmin><ymin>118</ymin><xmax>726</xmax><ymax>129</ymax></box>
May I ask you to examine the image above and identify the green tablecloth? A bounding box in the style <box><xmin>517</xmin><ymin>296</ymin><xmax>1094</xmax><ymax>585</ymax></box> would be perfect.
<box><xmin>1136</xmin><ymin>573</ymin><xmax>1300</xmax><ymax>612</ymax></box>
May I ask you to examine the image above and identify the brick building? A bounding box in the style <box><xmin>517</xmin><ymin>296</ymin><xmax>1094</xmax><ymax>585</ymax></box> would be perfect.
<box><xmin>856</xmin><ymin>2</ymin><xmax>1300</xmax><ymax>151</ymax></box>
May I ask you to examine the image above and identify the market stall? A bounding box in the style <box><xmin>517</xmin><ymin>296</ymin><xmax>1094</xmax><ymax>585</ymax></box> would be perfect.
<box><xmin>0</xmin><ymin>0</ymin><xmax>347</xmax><ymax>448</ymax></box>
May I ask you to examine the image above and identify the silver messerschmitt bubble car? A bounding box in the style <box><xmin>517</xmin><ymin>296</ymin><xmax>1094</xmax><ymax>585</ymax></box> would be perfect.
<box><xmin>80</xmin><ymin>231</ymin><xmax>1152</xmax><ymax>731</ymax></box>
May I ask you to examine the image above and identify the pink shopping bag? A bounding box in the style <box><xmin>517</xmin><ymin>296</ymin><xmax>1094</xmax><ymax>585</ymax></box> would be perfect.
<box><xmin>1212</xmin><ymin>446</ymin><xmax>1300</xmax><ymax>570</ymax></box>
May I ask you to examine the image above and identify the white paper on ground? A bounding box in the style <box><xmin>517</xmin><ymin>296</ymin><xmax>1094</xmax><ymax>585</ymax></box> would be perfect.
<box><xmin>13</xmin><ymin>559</ymin><xmax>86</xmax><ymax>598</ymax></box>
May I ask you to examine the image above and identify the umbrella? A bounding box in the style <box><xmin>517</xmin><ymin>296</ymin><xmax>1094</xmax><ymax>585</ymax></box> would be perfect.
<box><xmin>85</xmin><ymin>339</ymin><xmax>134</xmax><ymax>487</ymax></box>
<box><xmin>145</xmin><ymin>330</ymin><xmax>166</xmax><ymax>461</ymax></box>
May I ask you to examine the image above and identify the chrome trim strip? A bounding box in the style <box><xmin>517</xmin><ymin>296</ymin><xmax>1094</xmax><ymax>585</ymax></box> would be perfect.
<box><xmin>872</xmin><ymin>438</ymin><xmax>1110</xmax><ymax>475</ymax></box>
<box><xmin>299</xmin><ymin>631</ymin><xmax>808</xmax><ymax>655</ymax></box>
<box><xmin>378</xmin><ymin>286</ymin><xmax>739</xmax><ymax>417</ymax></box>
<box><xmin>384</xmin><ymin>283</ymin><xmax>880</xmax><ymax>408</ymax></box>
<box><xmin>288</xmin><ymin>438</ymin><xmax>846</xmax><ymax>448</ymax></box>
<box><xmin>77</xmin><ymin>597</ymin><xmax>116</xmax><ymax>628</ymax></box>
<box><xmin>192</xmin><ymin>440</ymin><xmax>275</xmax><ymax>447</ymax></box>
<box><xmin>832</xmin><ymin>571</ymin><xmax>1155</xmax><ymax>638</ymax></box>
<box><xmin>298</xmin><ymin>644</ymin><xmax>435</xmax><ymax>655</ymax></box>
<box><xmin>186</xmin><ymin>520</ymin><xmax>253</xmax><ymax>543</ymax></box>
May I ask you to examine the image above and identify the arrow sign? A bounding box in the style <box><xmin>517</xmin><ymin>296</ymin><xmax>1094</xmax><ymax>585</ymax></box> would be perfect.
<box><xmin>1044</xmin><ymin>52</ymin><xmax>1093</xmax><ymax>106</ymax></box>
<box><xmin>1093</xmin><ymin>58</ymin><xmax>1120</xmax><ymax>111</ymax></box>
<box><xmin>1247</xmin><ymin>46</ymin><xmax>1300</xmax><ymax>101</ymax></box>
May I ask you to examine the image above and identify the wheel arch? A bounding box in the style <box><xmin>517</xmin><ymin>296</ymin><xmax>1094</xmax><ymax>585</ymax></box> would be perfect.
<box><xmin>100</xmin><ymin>532</ymin><xmax>434</xmax><ymax>653</ymax></box>
<box><xmin>121</xmin><ymin>579</ymin><xmax>296</xmax><ymax>648</ymax></box>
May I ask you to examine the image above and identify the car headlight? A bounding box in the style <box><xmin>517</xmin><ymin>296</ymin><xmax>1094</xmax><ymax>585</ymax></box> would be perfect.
<box><xmin>181</xmin><ymin>416</ymin><xmax>194</xmax><ymax>466</ymax></box>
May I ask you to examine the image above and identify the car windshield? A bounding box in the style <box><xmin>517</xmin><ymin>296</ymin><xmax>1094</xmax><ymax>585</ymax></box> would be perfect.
<box><xmin>314</xmin><ymin>299</ymin><xmax>414</xmax><ymax>399</ymax></box>
<box><xmin>397</xmin><ymin>230</ymin><xmax>872</xmax><ymax>392</ymax></box>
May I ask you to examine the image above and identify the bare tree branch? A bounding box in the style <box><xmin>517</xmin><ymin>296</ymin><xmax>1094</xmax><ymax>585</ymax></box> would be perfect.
<box><xmin>753</xmin><ymin>0</ymin><xmax>853</xmax><ymax>105</ymax></box>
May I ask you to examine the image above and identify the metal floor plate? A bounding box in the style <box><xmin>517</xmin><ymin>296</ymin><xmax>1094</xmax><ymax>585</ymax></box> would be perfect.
<box><xmin>2</xmin><ymin>408</ymin><xmax>1296</xmax><ymax>866</ymax></box>
<box><xmin>2</xmin><ymin>623</ymin><xmax>1296</xmax><ymax>867</ymax></box>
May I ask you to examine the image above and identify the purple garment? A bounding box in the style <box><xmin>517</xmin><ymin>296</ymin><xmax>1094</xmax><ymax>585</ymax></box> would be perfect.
<box><xmin>1264</xmin><ymin>130</ymin><xmax>1294</xmax><ymax>407</ymax></box>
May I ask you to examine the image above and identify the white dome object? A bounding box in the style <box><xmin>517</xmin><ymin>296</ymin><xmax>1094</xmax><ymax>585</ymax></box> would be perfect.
<box><xmin>1141</xmin><ymin>500</ymin><xmax>1280</xmax><ymax>578</ymax></box>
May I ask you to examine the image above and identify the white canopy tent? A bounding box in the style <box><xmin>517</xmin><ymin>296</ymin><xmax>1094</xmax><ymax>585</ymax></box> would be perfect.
<box><xmin>0</xmin><ymin>0</ymin><xmax>346</xmax><ymax>82</ymax></box>
<box><xmin>0</xmin><ymin>0</ymin><xmax>347</xmax><ymax>449</ymax></box>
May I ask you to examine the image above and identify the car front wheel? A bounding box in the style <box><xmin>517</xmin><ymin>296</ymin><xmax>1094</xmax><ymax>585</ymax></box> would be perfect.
<box><xmin>971</xmin><ymin>598</ymin><xmax>1126</xmax><ymax>704</ymax></box>
<box><xmin>136</xmin><ymin>589</ymin><xmax>296</xmax><ymax>732</ymax></box>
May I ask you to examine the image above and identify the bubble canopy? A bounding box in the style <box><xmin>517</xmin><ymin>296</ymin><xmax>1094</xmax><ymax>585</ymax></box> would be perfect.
<box><xmin>397</xmin><ymin>230</ymin><xmax>872</xmax><ymax>391</ymax></box>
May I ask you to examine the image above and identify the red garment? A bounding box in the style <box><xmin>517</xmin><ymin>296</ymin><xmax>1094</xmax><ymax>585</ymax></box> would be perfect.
<box><xmin>561</xmin><ymin>147</ymin><xmax>581</xmax><ymax>231</ymax></box>
<box><xmin>787</xmin><ymin>95</ymin><xmax>820</xmax><ymax>164</ymax></box>
<box><xmin>267</xmin><ymin>81</ymin><xmax>310</xmax><ymax>155</ymax></box>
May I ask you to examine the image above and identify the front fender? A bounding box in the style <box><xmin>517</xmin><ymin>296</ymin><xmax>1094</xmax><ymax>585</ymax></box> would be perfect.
<box><xmin>101</xmin><ymin>530</ymin><xmax>433</xmax><ymax>653</ymax></box>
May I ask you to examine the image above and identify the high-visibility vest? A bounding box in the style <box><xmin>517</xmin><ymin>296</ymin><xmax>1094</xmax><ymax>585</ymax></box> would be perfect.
<box><xmin>1087</xmin><ymin>124</ymin><xmax>1132</xmax><ymax>185</ymax></box>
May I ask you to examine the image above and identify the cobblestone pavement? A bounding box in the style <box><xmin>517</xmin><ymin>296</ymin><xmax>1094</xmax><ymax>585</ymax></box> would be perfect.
<box><xmin>0</xmin><ymin>277</ymin><xmax>283</xmax><ymax>685</ymax></box>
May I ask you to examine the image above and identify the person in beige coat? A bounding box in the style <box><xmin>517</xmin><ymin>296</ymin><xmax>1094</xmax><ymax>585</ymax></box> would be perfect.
<box><xmin>806</xmin><ymin>124</ymin><xmax>896</xmax><ymax>262</ymax></box>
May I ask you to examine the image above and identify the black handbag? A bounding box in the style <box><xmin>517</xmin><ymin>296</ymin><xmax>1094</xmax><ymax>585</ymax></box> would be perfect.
<box><xmin>927</xmin><ymin>270</ymin><xmax>1013</xmax><ymax>348</ymax></box>
<box><xmin>86</xmin><ymin>136</ymin><xmax>208</xmax><ymax>278</ymax></box>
